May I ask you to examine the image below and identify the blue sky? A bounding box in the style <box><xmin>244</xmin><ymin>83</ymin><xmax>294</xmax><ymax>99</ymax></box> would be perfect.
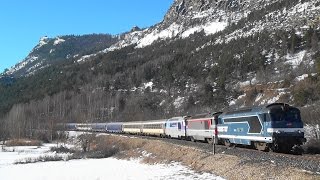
<box><xmin>0</xmin><ymin>0</ymin><xmax>173</xmax><ymax>73</ymax></box>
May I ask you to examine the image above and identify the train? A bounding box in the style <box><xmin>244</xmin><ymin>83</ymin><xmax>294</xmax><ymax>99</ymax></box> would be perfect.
<box><xmin>62</xmin><ymin>103</ymin><xmax>306</xmax><ymax>153</ymax></box>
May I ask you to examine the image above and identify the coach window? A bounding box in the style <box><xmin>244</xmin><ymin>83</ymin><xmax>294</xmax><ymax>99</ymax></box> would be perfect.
<box><xmin>204</xmin><ymin>121</ymin><xmax>209</xmax><ymax>129</ymax></box>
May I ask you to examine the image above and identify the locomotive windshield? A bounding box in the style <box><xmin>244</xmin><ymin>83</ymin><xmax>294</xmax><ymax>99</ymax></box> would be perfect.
<box><xmin>270</xmin><ymin>108</ymin><xmax>301</xmax><ymax>122</ymax></box>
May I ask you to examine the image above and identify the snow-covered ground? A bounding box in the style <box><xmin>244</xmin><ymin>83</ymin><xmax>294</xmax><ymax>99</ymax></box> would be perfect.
<box><xmin>0</xmin><ymin>143</ymin><xmax>71</xmax><ymax>167</ymax></box>
<box><xmin>0</xmin><ymin>158</ymin><xmax>223</xmax><ymax>180</ymax></box>
<box><xmin>0</xmin><ymin>142</ymin><xmax>223</xmax><ymax>180</ymax></box>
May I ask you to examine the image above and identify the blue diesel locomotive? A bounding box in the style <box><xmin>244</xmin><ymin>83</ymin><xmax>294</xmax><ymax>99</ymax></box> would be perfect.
<box><xmin>218</xmin><ymin>103</ymin><xmax>306</xmax><ymax>153</ymax></box>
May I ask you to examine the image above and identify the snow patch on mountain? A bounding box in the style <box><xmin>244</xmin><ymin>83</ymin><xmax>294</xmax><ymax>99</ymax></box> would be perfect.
<box><xmin>173</xmin><ymin>96</ymin><xmax>185</xmax><ymax>109</ymax></box>
<box><xmin>103</xmin><ymin>31</ymin><xmax>144</xmax><ymax>53</ymax></box>
<box><xmin>76</xmin><ymin>54</ymin><xmax>97</xmax><ymax>63</ymax></box>
<box><xmin>37</xmin><ymin>36</ymin><xmax>49</xmax><ymax>49</ymax></box>
<box><xmin>137</xmin><ymin>23</ymin><xmax>182</xmax><ymax>48</ymax></box>
<box><xmin>54</xmin><ymin>37</ymin><xmax>65</xmax><ymax>45</ymax></box>
<box><xmin>6</xmin><ymin>56</ymin><xmax>39</xmax><ymax>75</ymax></box>
<box><xmin>285</xmin><ymin>50</ymin><xmax>306</xmax><ymax>68</ymax></box>
<box><xmin>215</xmin><ymin>1</ymin><xmax>320</xmax><ymax>45</ymax></box>
<box><xmin>182</xmin><ymin>21</ymin><xmax>227</xmax><ymax>38</ymax></box>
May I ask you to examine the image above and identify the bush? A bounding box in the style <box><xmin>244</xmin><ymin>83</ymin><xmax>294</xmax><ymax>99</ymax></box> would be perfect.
<box><xmin>14</xmin><ymin>155</ymin><xmax>64</xmax><ymax>164</ymax></box>
<box><xmin>50</xmin><ymin>145</ymin><xmax>75</xmax><ymax>154</ymax></box>
<box><xmin>5</xmin><ymin>139</ymin><xmax>42</xmax><ymax>146</ymax></box>
<box><xmin>68</xmin><ymin>147</ymin><xmax>119</xmax><ymax>160</ymax></box>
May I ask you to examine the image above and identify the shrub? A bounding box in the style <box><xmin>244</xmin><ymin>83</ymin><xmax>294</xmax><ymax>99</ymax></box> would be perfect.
<box><xmin>14</xmin><ymin>155</ymin><xmax>64</xmax><ymax>164</ymax></box>
<box><xmin>50</xmin><ymin>145</ymin><xmax>75</xmax><ymax>154</ymax></box>
<box><xmin>5</xmin><ymin>139</ymin><xmax>42</xmax><ymax>146</ymax></box>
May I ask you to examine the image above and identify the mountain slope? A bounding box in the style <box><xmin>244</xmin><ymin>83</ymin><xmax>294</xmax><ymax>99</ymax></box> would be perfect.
<box><xmin>4</xmin><ymin>34</ymin><xmax>118</xmax><ymax>77</ymax></box>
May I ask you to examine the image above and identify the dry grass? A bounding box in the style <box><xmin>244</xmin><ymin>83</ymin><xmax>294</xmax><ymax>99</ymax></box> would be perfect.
<box><xmin>5</xmin><ymin>139</ymin><xmax>42</xmax><ymax>146</ymax></box>
<box><xmin>303</xmin><ymin>139</ymin><xmax>320</xmax><ymax>154</ymax></box>
<box><xmin>14</xmin><ymin>155</ymin><xmax>65</xmax><ymax>164</ymax></box>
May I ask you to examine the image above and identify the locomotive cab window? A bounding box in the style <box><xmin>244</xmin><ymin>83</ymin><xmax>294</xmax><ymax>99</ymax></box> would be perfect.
<box><xmin>270</xmin><ymin>108</ymin><xmax>301</xmax><ymax>122</ymax></box>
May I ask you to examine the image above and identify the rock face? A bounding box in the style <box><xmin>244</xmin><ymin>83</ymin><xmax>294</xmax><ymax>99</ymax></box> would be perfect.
<box><xmin>162</xmin><ymin>0</ymin><xmax>246</xmax><ymax>27</ymax></box>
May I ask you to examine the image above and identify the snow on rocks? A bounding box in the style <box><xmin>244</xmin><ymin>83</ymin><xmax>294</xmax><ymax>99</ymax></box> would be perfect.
<box><xmin>53</xmin><ymin>37</ymin><xmax>65</xmax><ymax>45</ymax></box>
<box><xmin>285</xmin><ymin>50</ymin><xmax>306</xmax><ymax>68</ymax></box>
<box><xmin>6</xmin><ymin>56</ymin><xmax>39</xmax><ymax>75</ymax></box>
<box><xmin>37</xmin><ymin>36</ymin><xmax>49</xmax><ymax>49</ymax></box>
<box><xmin>182</xmin><ymin>21</ymin><xmax>227</xmax><ymax>38</ymax></box>
<box><xmin>173</xmin><ymin>96</ymin><xmax>185</xmax><ymax>109</ymax></box>
<box><xmin>137</xmin><ymin>23</ymin><xmax>182</xmax><ymax>48</ymax></box>
<box><xmin>76</xmin><ymin>54</ymin><xmax>97</xmax><ymax>63</ymax></box>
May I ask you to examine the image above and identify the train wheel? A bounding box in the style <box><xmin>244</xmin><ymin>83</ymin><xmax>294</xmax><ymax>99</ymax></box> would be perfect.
<box><xmin>190</xmin><ymin>136</ymin><xmax>196</xmax><ymax>142</ymax></box>
<box><xmin>206</xmin><ymin>138</ymin><xmax>213</xmax><ymax>144</ymax></box>
<box><xmin>292</xmin><ymin>145</ymin><xmax>303</xmax><ymax>155</ymax></box>
<box><xmin>255</xmin><ymin>142</ymin><xmax>268</xmax><ymax>151</ymax></box>
<box><xmin>224</xmin><ymin>139</ymin><xmax>234</xmax><ymax>147</ymax></box>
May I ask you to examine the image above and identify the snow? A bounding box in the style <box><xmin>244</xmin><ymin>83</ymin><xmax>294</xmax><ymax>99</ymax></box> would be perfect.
<box><xmin>203</xmin><ymin>22</ymin><xmax>228</xmax><ymax>35</ymax></box>
<box><xmin>214</xmin><ymin>1</ymin><xmax>320</xmax><ymax>46</ymax></box>
<box><xmin>181</xmin><ymin>21</ymin><xmax>227</xmax><ymax>38</ymax></box>
<box><xmin>159</xmin><ymin>100</ymin><xmax>166</xmax><ymax>106</ymax></box>
<box><xmin>229</xmin><ymin>100</ymin><xmax>236</xmax><ymax>106</ymax></box>
<box><xmin>137</xmin><ymin>23</ymin><xmax>182</xmax><ymax>48</ymax></box>
<box><xmin>238</xmin><ymin>79</ymin><xmax>255</xmax><ymax>88</ymax></box>
<box><xmin>143</xmin><ymin>81</ymin><xmax>153</xmax><ymax>90</ymax></box>
<box><xmin>304</xmin><ymin>124</ymin><xmax>320</xmax><ymax>140</ymax></box>
<box><xmin>255</xmin><ymin>93</ymin><xmax>264</xmax><ymax>103</ymax></box>
<box><xmin>104</xmin><ymin>31</ymin><xmax>144</xmax><ymax>53</ymax></box>
<box><xmin>0</xmin><ymin>158</ymin><xmax>223</xmax><ymax>180</ymax></box>
<box><xmin>295</xmin><ymin>74</ymin><xmax>309</xmax><ymax>82</ymax></box>
<box><xmin>182</xmin><ymin>26</ymin><xmax>203</xmax><ymax>38</ymax></box>
<box><xmin>38</xmin><ymin>36</ymin><xmax>49</xmax><ymax>48</ymax></box>
<box><xmin>0</xmin><ymin>143</ymin><xmax>223</xmax><ymax>180</ymax></box>
<box><xmin>6</xmin><ymin>56</ymin><xmax>39</xmax><ymax>75</ymax></box>
<box><xmin>285</xmin><ymin>50</ymin><xmax>306</xmax><ymax>68</ymax></box>
<box><xmin>0</xmin><ymin>143</ymin><xmax>70</xmax><ymax>166</ymax></box>
<box><xmin>54</xmin><ymin>37</ymin><xmax>65</xmax><ymax>45</ymax></box>
<box><xmin>76</xmin><ymin>54</ymin><xmax>97</xmax><ymax>63</ymax></box>
<box><xmin>173</xmin><ymin>96</ymin><xmax>185</xmax><ymax>109</ymax></box>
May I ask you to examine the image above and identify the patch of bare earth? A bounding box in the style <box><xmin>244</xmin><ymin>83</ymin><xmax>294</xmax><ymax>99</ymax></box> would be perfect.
<box><xmin>93</xmin><ymin>135</ymin><xmax>319</xmax><ymax>180</ymax></box>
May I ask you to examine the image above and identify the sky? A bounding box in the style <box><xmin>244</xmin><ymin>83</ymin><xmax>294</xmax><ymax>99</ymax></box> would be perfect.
<box><xmin>0</xmin><ymin>0</ymin><xmax>174</xmax><ymax>73</ymax></box>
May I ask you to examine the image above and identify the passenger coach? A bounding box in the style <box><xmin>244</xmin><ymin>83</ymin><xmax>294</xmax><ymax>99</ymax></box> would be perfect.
<box><xmin>141</xmin><ymin>119</ymin><xmax>166</xmax><ymax>137</ymax></box>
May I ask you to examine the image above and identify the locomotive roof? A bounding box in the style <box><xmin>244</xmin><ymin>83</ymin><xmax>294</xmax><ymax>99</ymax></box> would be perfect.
<box><xmin>188</xmin><ymin>112</ymin><xmax>223</xmax><ymax>119</ymax></box>
<box><xmin>221</xmin><ymin>103</ymin><xmax>298</xmax><ymax>117</ymax></box>
<box><xmin>123</xmin><ymin>119</ymin><xmax>167</xmax><ymax>124</ymax></box>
